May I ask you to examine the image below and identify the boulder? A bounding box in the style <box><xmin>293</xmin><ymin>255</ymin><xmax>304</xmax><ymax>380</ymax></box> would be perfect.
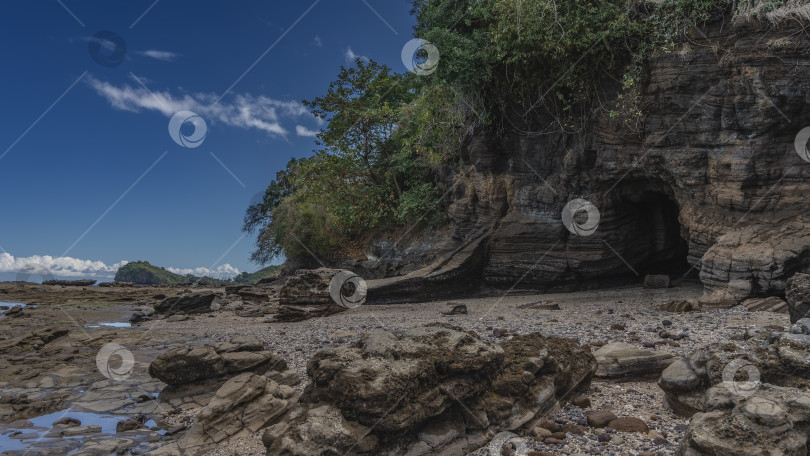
<box><xmin>236</xmin><ymin>285</ymin><xmax>274</xmax><ymax>302</ymax></box>
<box><xmin>129</xmin><ymin>311</ymin><xmax>148</xmax><ymax>324</ymax></box>
<box><xmin>441</xmin><ymin>303</ymin><xmax>468</xmax><ymax>315</ymax></box>
<box><xmin>148</xmin><ymin>335</ymin><xmax>286</xmax><ymax>386</ymax></box>
<box><xmin>586</xmin><ymin>410</ymin><xmax>618</xmax><ymax>428</ymax></box>
<box><xmin>658</xmin><ymin>326</ymin><xmax>810</xmax><ymax>417</ymax></box>
<box><xmin>593</xmin><ymin>342</ymin><xmax>675</xmax><ymax>378</ymax></box>
<box><xmin>679</xmin><ymin>383</ymin><xmax>810</xmax><ymax>456</ymax></box>
<box><xmin>153</xmin><ymin>293</ymin><xmax>217</xmax><ymax>315</ymax></box>
<box><xmin>264</xmin><ymin>324</ymin><xmax>596</xmax><ymax>455</ymax></box>
<box><xmin>279</xmin><ymin>268</ymin><xmax>341</xmax><ymax>305</ymax></box>
<box><xmin>4</xmin><ymin>305</ymin><xmax>23</xmax><ymax>317</ymax></box>
<box><xmin>176</xmin><ymin>373</ymin><xmax>295</xmax><ymax>447</ymax></box>
<box><xmin>272</xmin><ymin>268</ymin><xmax>364</xmax><ymax>321</ymax></box>
<box><xmin>272</xmin><ymin>304</ymin><xmax>345</xmax><ymax>322</ymax></box>
<box><xmin>787</xmin><ymin>273</ymin><xmax>810</xmax><ymax>323</ymax></box>
<box><xmin>659</xmin><ymin>299</ymin><xmax>698</xmax><ymax>312</ymax></box>
<box><xmin>643</xmin><ymin>275</ymin><xmax>671</xmax><ymax>289</ymax></box>
<box><xmin>606</xmin><ymin>417</ymin><xmax>649</xmax><ymax>433</ymax></box>
<box><xmin>741</xmin><ymin>296</ymin><xmax>788</xmax><ymax>313</ymax></box>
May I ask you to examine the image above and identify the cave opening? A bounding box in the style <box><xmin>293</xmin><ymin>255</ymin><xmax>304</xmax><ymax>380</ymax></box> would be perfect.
<box><xmin>613</xmin><ymin>189</ymin><xmax>694</xmax><ymax>281</ymax></box>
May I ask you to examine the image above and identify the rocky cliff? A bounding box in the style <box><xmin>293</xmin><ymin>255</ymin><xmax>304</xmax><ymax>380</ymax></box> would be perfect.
<box><xmin>367</xmin><ymin>11</ymin><xmax>810</xmax><ymax>302</ymax></box>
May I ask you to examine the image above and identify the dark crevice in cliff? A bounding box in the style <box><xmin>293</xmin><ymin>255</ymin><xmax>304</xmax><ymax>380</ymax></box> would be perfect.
<box><xmin>607</xmin><ymin>183</ymin><xmax>693</xmax><ymax>281</ymax></box>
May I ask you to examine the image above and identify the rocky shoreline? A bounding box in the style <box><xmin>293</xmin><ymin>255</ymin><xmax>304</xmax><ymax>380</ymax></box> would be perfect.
<box><xmin>0</xmin><ymin>277</ymin><xmax>802</xmax><ymax>455</ymax></box>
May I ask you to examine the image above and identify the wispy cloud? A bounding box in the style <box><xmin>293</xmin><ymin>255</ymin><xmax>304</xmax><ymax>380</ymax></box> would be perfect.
<box><xmin>0</xmin><ymin>253</ymin><xmax>242</xmax><ymax>280</ymax></box>
<box><xmin>296</xmin><ymin>125</ymin><xmax>319</xmax><ymax>137</ymax></box>
<box><xmin>344</xmin><ymin>46</ymin><xmax>369</xmax><ymax>65</ymax></box>
<box><xmin>86</xmin><ymin>75</ymin><xmax>315</xmax><ymax>137</ymax></box>
<box><xmin>312</xmin><ymin>35</ymin><xmax>322</xmax><ymax>47</ymax></box>
<box><xmin>137</xmin><ymin>49</ymin><xmax>180</xmax><ymax>62</ymax></box>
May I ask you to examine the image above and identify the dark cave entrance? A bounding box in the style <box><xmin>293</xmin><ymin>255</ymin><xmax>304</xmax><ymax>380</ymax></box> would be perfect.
<box><xmin>612</xmin><ymin>189</ymin><xmax>694</xmax><ymax>280</ymax></box>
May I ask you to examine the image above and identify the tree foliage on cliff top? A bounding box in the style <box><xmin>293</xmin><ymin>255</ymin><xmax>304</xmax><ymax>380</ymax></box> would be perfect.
<box><xmin>244</xmin><ymin>60</ymin><xmax>464</xmax><ymax>264</ymax></box>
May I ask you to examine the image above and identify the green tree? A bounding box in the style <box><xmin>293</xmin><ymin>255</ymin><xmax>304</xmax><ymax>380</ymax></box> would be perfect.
<box><xmin>243</xmin><ymin>59</ymin><xmax>450</xmax><ymax>264</ymax></box>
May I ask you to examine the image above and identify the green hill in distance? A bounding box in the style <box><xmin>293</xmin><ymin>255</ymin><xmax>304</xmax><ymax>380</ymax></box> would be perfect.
<box><xmin>113</xmin><ymin>261</ymin><xmax>281</xmax><ymax>286</ymax></box>
<box><xmin>114</xmin><ymin>261</ymin><xmax>184</xmax><ymax>285</ymax></box>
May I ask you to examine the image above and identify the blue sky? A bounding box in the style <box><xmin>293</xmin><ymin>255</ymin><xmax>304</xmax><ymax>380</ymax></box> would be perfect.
<box><xmin>0</xmin><ymin>0</ymin><xmax>417</xmax><ymax>281</ymax></box>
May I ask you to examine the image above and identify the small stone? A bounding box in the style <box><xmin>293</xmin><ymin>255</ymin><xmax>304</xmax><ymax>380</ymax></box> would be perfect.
<box><xmin>607</xmin><ymin>417</ymin><xmax>649</xmax><ymax>433</ymax></box>
<box><xmin>571</xmin><ymin>395</ymin><xmax>591</xmax><ymax>408</ymax></box>
<box><xmin>658</xmin><ymin>330</ymin><xmax>670</xmax><ymax>339</ymax></box>
<box><xmin>587</xmin><ymin>411</ymin><xmax>618</xmax><ymax>428</ymax></box>
<box><xmin>562</xmin><ymin>423</ymin><xmax>586</xmax><ymax>435</ymax></box>
<box><xmin>441</xmin><ymin>303</ymin><xmax>467</xmax><ymax>315</ymax></box>
<box><xmin>550</xmin><ymin>431</ymin><xmax>567</xmax><ymax>440</ymax></box>
<box><xmin>610</xmin><ymin>323</ymin><xmax>626</xmax><ymax>331</ymax></box>
<box><xmin>597</xmin><ymin>433</ymin><xmax>611</xmax><ymax>443</ymax></box>
<box><xmin>544</xmin><ymin>437</ymin><xmax>563</xmax><ymax>445</ymax></box>
<box><xmin>662</xmin><ymin>320</ymin><xmax>672</xmax><ymax>327</ymax></box>
<box><xmin>532</xmin><ymin>427</ymin><xmax>552</xmax><ymax>439</ymax></box>
<box><xmin>53</xmin><ymin>417</ymin><xmax>81</xmax><ymax>427</ymax></box>
<box><xmin>539</xmin><ymin>419</ymin><xmax>561</xmax><ymax>432</ymax></box>
<box><xmin>522</xmin><ymin>371</ymin><xmax>535</xmax><ymax>384</ymax></box>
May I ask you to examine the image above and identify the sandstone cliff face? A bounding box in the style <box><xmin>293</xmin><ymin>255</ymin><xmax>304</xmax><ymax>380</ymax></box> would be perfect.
<box><xmin>424</xmin><ymin>15</ymin><xmax>810</xmax><ymax>299</ymax></box>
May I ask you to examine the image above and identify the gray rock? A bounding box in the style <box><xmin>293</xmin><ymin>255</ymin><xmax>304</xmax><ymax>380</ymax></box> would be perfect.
<box><xmin>679</xmin><ymin>384</ymin><xmax>810</xmax><ymax>456</ymax></box>
<box><xmin>264</xmin><ymin>325</ymin><xmax>596</xmax><ymax>455</ymax></box>
<box><xmin>593</xmin><ymin>342</ymin><xmax>675</xmax><ymax>378</ymax></box>
<box><xmin>787</xmin><ymin>273</ymin><xmax>810</xmax><ymax>323</ymax></box>
<box><xmin>659</xmin><ymin>326</ymin><xmax>810</xmax><ymax>417</ymax></box>
<box><xmin>643</xmin><ymin>275</ymin><xmax>671</xmax><ymax>289</ymax></box>
<box><xmin>154</xmin><ymin>293</ymin><xmax>217</xmax><ymax>315</ymax></box>
<box><xmin>148</xmin><ymin>336</ymin><xmax>287</xmax><ymax>386</ymax></box>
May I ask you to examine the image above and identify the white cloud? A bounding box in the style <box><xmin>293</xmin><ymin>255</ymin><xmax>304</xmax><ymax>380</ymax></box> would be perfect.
<box><xmin>137</xmin><ymin>50</ymin><xmax>180</xmax><ymax>62</ymax></box>
<box><xmin>86</xmin><ymin>75</ymin><xmax>317</xmax><ymax>138</ymax></box>
<box><xmin>0</xmin><ymin>253</ymin><xmax>127</xmax><ymax>278</ymax></box>
<box><xmin>344</xmin><ymin>46</ymin><xmax>369</xmax><ymax>65</ymax></box>
<box><xmin>167</xmin><ymin>264</ymin><xmax>240</xmax><ymax>279</ymax></box>
<box><xmin>0</xmin><ymin>253</ymin><xmax>242</xmax><ymax>280</ymax></box>
<box><xmin>312</xmin><ymin>35</ymin><xmax>322</xmax><ymax>47</ymax></box>
<box><xmin>295</xmin><ymin>125</ymin><xmax>319</xmax><ymax>137</ymax></box>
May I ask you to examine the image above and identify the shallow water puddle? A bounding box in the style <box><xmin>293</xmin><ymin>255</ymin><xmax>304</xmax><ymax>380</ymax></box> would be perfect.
<box><xmin>84</xmin><ymin>322</ymin><xmax>131</xmax><ymax>328</ymax></box>
<box><xmin>0</xmin><ymin>409</ymin><xmax>141</xmax><ymax>453</ymax></box>
<box><xmin>0</xmin><ymin>302</ymin><xmax>26</xmax><ymax>313</ymax></box>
